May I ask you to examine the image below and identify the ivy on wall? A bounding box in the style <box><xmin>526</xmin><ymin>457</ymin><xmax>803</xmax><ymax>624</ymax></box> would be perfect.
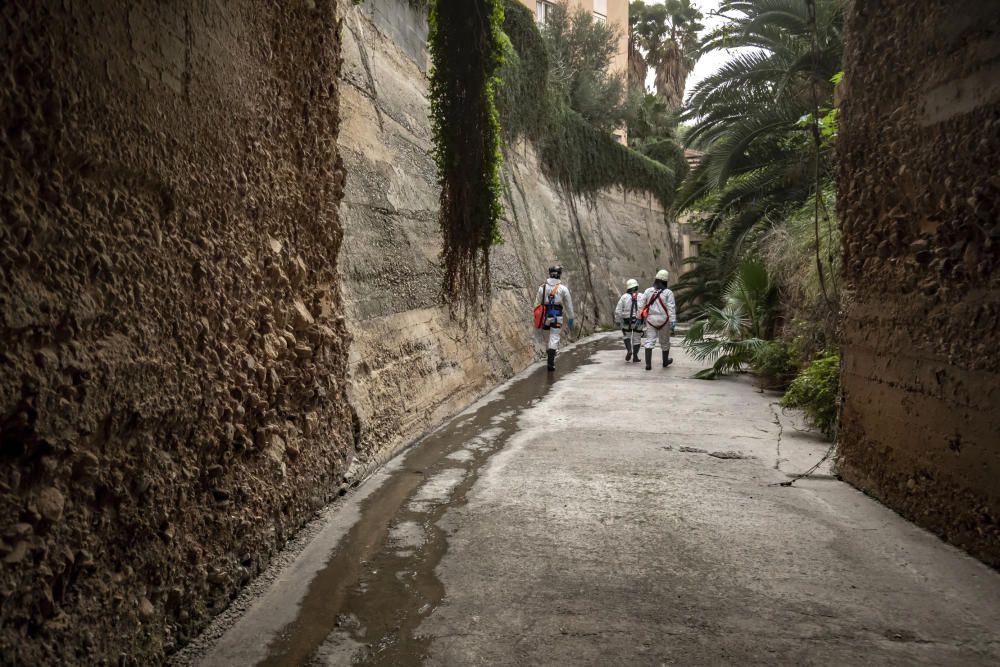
<box><xmin>366</xmin><ymin>0</ymin><xmax>679</xmax><ymax>303</ymax></box>
<box><xmin>495</xmin><ymin>0</ymin><xmax>550</xmax><ymax>145</ymax></box>
<box><xmin>544</xmin><ymin>110</ymin><xmax>680</xmax><ymax>207</ymax></box>
<box><xmin>497</xmin><ymin>0</ymin><xmax>682</xmax><ymax>209</ymax></box>
<box><xmin>428</xmin><ymin>0</ymin><xmax>506</xmax><ymax>305</ymax></box>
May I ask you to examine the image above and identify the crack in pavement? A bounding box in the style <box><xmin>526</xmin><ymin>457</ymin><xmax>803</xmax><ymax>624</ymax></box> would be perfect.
<box><xmin>769</xmin><ymin>402</ymin><xmax>784</xmax><ymax>471</ymax></box>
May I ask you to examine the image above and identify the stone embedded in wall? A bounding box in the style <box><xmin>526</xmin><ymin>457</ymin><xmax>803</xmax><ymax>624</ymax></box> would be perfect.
<box><xmin>0</xmin><ymin>0</ymin><xmax>350</xmax><ymax>663</ymax></box>
<box><xmin>836</xmin><ymin>0</ymin><xmax>1000</xmax><ymax>567</ymax></box>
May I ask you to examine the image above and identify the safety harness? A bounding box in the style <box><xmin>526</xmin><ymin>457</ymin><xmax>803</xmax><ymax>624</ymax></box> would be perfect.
<box><xmin>542</xmin><ymin>282</ymin><xmax>562</xmax><ymax>328</ymax></box>
<box><xmin>622</xmin><ymin>292</ymin><xmax>642</xmax><ymax>332</ymax></box>
<box><xmin>642</xmin><ymin>289</ymin><xmax>671</xmax><ymax>330</ymax></box>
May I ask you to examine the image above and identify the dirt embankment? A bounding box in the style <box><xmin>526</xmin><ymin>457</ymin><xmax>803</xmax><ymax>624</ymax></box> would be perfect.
<box><xmin>837</xmin><ymin>0</ymin><xmax>1000</xmax><ymax>566</ymax></box>
<box><xmin>0</xmin><ymin>1</ymin><xmax>352</xmax><ymax>662</ymax></box>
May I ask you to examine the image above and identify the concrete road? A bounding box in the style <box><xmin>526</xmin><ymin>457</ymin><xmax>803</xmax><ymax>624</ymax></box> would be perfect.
<box><xmin>179</xmin><ymin>334</ymin><xmax>1000</xmax><ymax>666</ymax></box>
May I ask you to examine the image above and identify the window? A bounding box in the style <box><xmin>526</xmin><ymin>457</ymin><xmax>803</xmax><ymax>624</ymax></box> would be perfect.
<box><xmin>593</xmin><ymin>0</ymin><xmax>607</xmax><ymax>23</ymax></box>
<box><xmin>536</xmin><ymin>0</ymin><xmax>552</xmax><ymax>24</ymax></box>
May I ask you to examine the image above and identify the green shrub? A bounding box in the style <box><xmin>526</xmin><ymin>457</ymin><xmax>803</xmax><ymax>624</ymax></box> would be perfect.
<box><xmin>497</xmin><ymin>0</ymin><xmax>681</xmax><ymax>209</ymax></box>
<box><xmin>752</xmin><ymin>340</ymin><xmax>797</xmax><ymax>389</ymax></box>
<box><xmin>497</xmin><ymin>0</ymin><xmax>550</xmax><ymax>144</ymax></box>
<box><xmin>781</xmin><ymin>351</ymin><xmax>840</xmax><ymax>438</ymax></box>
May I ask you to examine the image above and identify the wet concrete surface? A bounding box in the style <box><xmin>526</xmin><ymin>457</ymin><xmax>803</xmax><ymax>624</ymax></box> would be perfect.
<box><xmin>190</xmin><ymin>334</ymin><xmax>1000</xmax><ymax>666</ymax></box>
<box><xmin>192</xmin><ymin>337</ymin><xmax>603</xmax><ymax>666</ymax></box>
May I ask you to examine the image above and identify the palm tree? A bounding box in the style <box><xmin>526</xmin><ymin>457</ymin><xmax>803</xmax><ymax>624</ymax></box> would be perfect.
<box><xmin>627</xmin><ymin>93</ymin><xmax>686</xmax><ymax>171</ymax></box>
<box><xmin>629</xmin><ymin>0</ymin><xmax>704</xmax><ymax>107</ymax></box>
<box><xmin>673</xmin><ymin>243</ymin><xmax>728</xmax><ymax>316</ymax></box>
<box><xmin>678</xmin><ymin>0</ymin><xmax>844</xmax><ymax>298</ymax></box>
<box><xmin>684</xmin><ymin>258</ymin><xmax>779</xmax><ymax>379</ymax></box>
<box><xmin>628</xmin><ymin>9</ymin><xmax>648</xmax><ymax>94</ymax></box>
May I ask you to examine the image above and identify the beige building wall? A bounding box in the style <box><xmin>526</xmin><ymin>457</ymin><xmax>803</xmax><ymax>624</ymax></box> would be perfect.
<box><xmin>676</xmin><ymin>216</ymin><xmax>703</xmax><ymax>276</ymax></box>
<box><xmin>677</xmin><ymin>150</ymin><xmax>703</xmax><ymax>274</ymax></box>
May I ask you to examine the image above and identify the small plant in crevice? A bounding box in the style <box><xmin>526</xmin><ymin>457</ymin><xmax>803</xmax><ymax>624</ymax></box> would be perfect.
<box><xmin>428</xmin><ymin>0</ymin><xmax>506</xmax><ymax>308</ymax></box>
<box><xmin>781</xmin><ymin>350</ymin><xmax>840</xmax><ymax>438</ymax></box>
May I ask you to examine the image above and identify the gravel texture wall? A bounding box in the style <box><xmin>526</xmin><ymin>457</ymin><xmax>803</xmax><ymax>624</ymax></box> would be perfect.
<box><xmin>339</xmin><ymin>0</ymin><xmax>680</xmax><ymax>470</ymax></box>
<box><xmin>837</xmin><ymin>0</ymin><xmax>1000</xmax><ymax>567</ymax></box>
<box><xmin>0</xmin><ymin>1</ymin><xmax>352</xmax><ymax>662</ymax></box>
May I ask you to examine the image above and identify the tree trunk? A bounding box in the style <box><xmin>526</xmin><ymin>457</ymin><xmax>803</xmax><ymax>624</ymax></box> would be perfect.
<box><xmin>654</xmin><ymin>41</ymin><xmax>689</xmax><ymax>108</ymax></box>
<box><xmin>628</xmin><ymin>40</ymin><xmax>647</xmax><ymax>93</ymax></box>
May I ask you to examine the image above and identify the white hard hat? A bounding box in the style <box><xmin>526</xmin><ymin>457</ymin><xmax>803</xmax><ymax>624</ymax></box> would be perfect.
<box><xmin>625</xmin><ymin>278</ymin><xmax>639</xmax><ymax>290</ymax></box>
<box><xmin>655</xmin><ymin>269</ymin><xmax>669</xmax><ymax>282</ymax></box>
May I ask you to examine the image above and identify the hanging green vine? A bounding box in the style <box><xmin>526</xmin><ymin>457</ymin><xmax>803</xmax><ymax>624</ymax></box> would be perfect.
<box><xmin>496</xmin><ymin>0</ymin><xmax>550</xmax><ymax>145</ymax></box>
<box><xmin>428</xmin><ymin>0</ymin><xmax>506</xmax><ymax>305</ymax></box>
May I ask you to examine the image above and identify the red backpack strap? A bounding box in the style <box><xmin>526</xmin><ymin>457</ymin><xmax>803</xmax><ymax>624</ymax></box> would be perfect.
<box><xmin>649</xmin><ymin>290</ymin><xmax>671</xmax><ymax>329</ymax></box>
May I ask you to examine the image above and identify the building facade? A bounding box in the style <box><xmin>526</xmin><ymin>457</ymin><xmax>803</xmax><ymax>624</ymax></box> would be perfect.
<box><xmin>677</xmin><ymin>149</ymin><xmax>704</xmax><ymax>274</ymax></box>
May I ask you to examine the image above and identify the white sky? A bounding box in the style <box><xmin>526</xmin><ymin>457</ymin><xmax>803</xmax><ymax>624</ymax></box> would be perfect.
<box><xmin>683</xmin><ymin>0</ymin><xmax>728</xmax><ymax>99</ymax></box>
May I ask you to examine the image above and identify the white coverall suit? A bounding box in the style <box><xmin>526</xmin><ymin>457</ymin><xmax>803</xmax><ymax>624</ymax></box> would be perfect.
<box><xmin>614</xmin><ymin>291</ymin><xmax>644</xmax><ymax>350</ymax></box>
<box><xmin>535</xmin><ymin>278</ymin><xmax>574</xmax><ymax>351</ymax></box>
<box><xmin>641</xmin><ymin>286</ymin><xmax>677</xmax><ymax>352</ymax></box>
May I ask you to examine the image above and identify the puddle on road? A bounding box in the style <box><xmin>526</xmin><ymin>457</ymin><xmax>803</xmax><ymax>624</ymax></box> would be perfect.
<box><xmin>258</xmin><ymin>338</ymin><xmax>609</xmax><ymax>666</ymax></box>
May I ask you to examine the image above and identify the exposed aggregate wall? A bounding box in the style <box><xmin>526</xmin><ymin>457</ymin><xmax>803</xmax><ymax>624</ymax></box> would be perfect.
<box><xmin>0</xmin><ymin>1</ymin><xmax>352</xmax><ymax>662</ymax></box>
<box><xmin>837</xmin><ymin>0</ymin><xmax>1000</xmax><ymax>567</ymax></box>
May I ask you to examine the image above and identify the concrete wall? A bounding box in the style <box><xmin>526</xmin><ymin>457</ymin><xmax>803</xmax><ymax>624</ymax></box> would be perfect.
<box><xmin>0</xmin><ymin>1</ymin><xmax>351</xmax><ymax>662</ymax></box>
<box><xmin>837</xmin><ymin>0</ymin><xmax>1000</xmax><ymax>567</ymax></box>
<box><xmin>338</xmin><ymin>0</ymin><xmax>678</xmax><ymax>470</ymax></box>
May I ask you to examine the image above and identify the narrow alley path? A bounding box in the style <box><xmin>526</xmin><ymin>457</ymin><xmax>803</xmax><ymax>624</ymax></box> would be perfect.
<box><xmin>178</xmin><ymin>334</ymin><xmax>1000</xmax><ymax>666</ymax></box>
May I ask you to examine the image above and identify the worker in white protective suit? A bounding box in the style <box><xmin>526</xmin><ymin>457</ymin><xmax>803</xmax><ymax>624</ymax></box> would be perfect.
<box><xmin>534</xmin><ymin>265</ymin><xmax>575</xmax><ymax>371</ymax></box>
<box><xmin>614</xmin><ymin>278</ymin><xmax>644</xmax><ymax>363</ymax></box>
<box><xmin>640</xmin><ymin>269</ymin><xmax>677</xmax><ymax>370</ymax></box>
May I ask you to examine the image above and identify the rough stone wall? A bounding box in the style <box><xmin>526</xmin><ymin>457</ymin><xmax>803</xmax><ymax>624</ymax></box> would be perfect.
<box><xmin>339</xmin><ymin>0</ymin><xmax>679</xmax><ymax>467</ymax></box>
<box><xmin>0</xmin><ymin>1</ymin><xmax>351</xmax><ymax>662</ymax></box>
<box><xmin>837</xmin><ymin>0</ymin><xmax>1000</xmax><ymax>567</ymax></box>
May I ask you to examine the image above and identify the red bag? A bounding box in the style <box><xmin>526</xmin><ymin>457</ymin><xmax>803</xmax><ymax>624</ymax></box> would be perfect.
<box><xmin>533</xmin><ymin>282</ymin><xmax>560</xmax><ymax>329</ymax></box>
<box><xmin>533</xmin><ymin>304</ymin><xmax>545</xmax><ymax>329</ymax></box>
